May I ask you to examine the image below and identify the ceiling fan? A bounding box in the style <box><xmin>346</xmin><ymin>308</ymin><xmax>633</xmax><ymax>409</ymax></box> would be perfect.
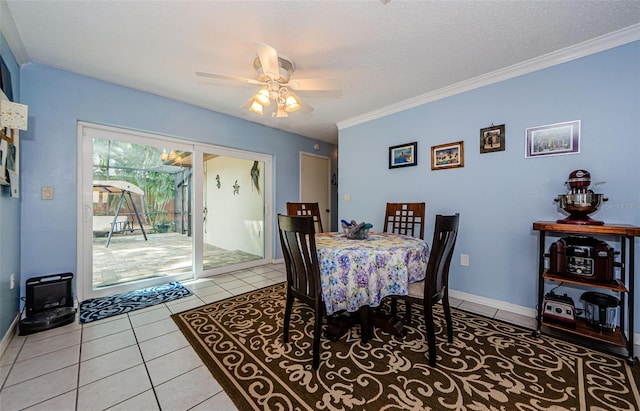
<box><xmin>196</xmin><ymin>43</ymin><xmax>341</xmax><ymax>118</ymax></box>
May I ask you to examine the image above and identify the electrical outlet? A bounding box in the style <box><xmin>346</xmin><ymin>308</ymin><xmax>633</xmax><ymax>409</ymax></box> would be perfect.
<box><xmin>460</xmin><ymin>254</ymin><xmax>469</xmax><ymax>266</ymax></box>
<box><xmin>10</xmin><ymin>273</ymin><xmax>15</xmax><ymax>289</ymax></box>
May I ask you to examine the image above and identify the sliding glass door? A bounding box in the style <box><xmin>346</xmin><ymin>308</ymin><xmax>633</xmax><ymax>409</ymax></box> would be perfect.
<box><xmin>200</xmin><ymin>152</ymin><xmax>267</xmax><ymax>272</ymax></box>
<box><xmin>78</xmin><ymin>123</ymin><xmax>272</xmax><ymax>300</ymax></box>
<box><xmin>91</xmin><ymin>137</ymin><xmax>195</xmax><ymax>289</ymax></box>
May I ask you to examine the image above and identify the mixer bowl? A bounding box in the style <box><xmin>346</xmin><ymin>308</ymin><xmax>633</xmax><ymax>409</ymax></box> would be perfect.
<box><xmin>555</xmin><ymin>192</ymin><xmax>607</xmax><ymax>225</ymax></box>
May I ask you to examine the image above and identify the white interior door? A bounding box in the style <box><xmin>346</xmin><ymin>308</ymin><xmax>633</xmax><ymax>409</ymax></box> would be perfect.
<box><xmin>300</xmin><ymin>153</ymin><xmax>331</xmax><ymax>232</ymax></box>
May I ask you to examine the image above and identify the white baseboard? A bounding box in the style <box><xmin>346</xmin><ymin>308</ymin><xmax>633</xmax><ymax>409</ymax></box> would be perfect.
<box><xmin>0</xmin><ymin>313</ymin><xmax>21</xmax><ymax>359</ymax></box>
<box><xmin>449</xmin><ymin>289</ymin><xmax>538</xmax><ymax>318</ymax></box>
<box><xmin>448</xmin><ymin>288</ymin><xmax>640</xmax><ymax>348</ymax></box>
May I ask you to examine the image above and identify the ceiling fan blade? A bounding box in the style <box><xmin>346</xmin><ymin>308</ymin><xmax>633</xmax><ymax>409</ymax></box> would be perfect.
<box><xmin>256</xmin><ymin>42</ymin><xmax>280</xmax><ymax>81</ymax></box>
<box><xmin>288</xmin><ymin>78</ymin><xmax>341</xmax><ymax>91</ymax></box>
<box><xmin>195</xmin><ymin>71</ymin><xmax>262</xmax><ymax>85</ymax></box>
<box><xmin>240</xmin><ymin>96</ymin><xmax>255</xmax><ymax>110</ymax></box>
<box><xmin>289</xmin><ymin>91</ymin><xmax>314</xmax><ymax>113</ymax></box>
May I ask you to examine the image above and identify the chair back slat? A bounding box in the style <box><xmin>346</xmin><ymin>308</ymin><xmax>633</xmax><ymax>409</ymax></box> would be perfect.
<box><xmin>278</xmin><ymin>214</ymin><xmax>321</xmax><ymax>303</ymax></box>
<box><xmin>424</xmin><ymin>214</ymin><xmax>459</xmax><ymax>302</ymax></box>
<box><xmin>287</xmin><ymin>202</ymin><xmax>324</xmax><ymax>233</ymax></box>
<box><xmin>383</xmin><ymin>202</ymin><xmax>426</xmax><ymax>239</ymax></box>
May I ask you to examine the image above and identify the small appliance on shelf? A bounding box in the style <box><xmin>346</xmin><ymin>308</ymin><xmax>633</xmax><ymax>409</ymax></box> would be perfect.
<box><xmin>542</xmin><ymin>291</ymin><xmax>576</xmax><ymax>327</ymax></box>
<box><xmin>554</xmin><ymin>169</ymin><xmax>607</xmax><ymax>225</ymax></box>
<box><xmin>581</xmin><ymin>291</ymin><xmax>620</xmax><ymax>333</ymax></box>
<box><xmin>549</xmin><ymin>235</ymin><xmax>615</xmax><ymax>283</ymax></box>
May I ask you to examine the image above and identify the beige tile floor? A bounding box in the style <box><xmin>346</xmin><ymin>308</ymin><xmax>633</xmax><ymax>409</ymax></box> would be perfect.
<box><xmin>1</xmin><ymin>264</ymin><xmax>637</xmax><ymax>410</ymax></box>
<box><xmin>93</xmin><ymin>233</ymin><xmax>262</xmax><ymax>289</ymax></box>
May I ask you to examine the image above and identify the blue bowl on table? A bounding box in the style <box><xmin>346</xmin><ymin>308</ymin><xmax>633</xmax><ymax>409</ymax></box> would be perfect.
<box><xmin>343</xmin><ymin>227</ymin><xmax>370</xmax><ymax>239</ymax></box>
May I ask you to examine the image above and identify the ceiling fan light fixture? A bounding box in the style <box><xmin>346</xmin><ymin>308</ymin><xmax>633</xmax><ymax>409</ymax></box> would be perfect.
<box><xmin>197</xmin><ymin>42</ymin><xmax>341</xmax><ymax>120</ymax></box>
<box><xmin>249</xmin><ymin>100</ymin><xmax>264</xmax><ymax>115</ymax></box>
<box><xmin>285</xmin><ymin>95</ymin><xmax>300</xmax><ymax>112</ymax></box>
<box><xmin>254</xmin><ymin>88</ymin><xmax>271</xmax><ymax>106</ymax></box>
<box><xmin>273</xmin><ymin>105</ymin><xmax>289</xmax><ymax>118</ymax></box>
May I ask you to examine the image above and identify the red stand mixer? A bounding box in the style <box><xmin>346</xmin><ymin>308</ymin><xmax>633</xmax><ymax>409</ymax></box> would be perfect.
<box><xmin>555</xmin><ymin>170</ymin><xmax>607</xmax><ymax>225</ymax></box>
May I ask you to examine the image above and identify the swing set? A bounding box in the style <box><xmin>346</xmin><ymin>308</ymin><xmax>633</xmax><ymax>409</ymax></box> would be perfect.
<box><xmin>93</xmin><ymin>180</ymin><xmax>148</xmax><ymax>247</ymax></box>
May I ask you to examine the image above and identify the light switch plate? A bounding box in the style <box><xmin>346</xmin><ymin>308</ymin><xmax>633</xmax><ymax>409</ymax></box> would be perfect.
<box><xmin>460</xmin><ymin>254</ymin><xmax>469</xmax><ymax>266</ymax></box>
<box><xmin>41</xmin><ymin>187</ymin><xmax>54</xmax><ymax>200</ymax></box>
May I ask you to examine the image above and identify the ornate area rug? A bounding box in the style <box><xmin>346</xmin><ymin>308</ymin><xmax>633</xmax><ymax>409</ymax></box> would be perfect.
<box><xmin>172</xmin><ymin>283</ymin><xmax>640</xmax><ymax>410</ymax></box>
<box><xmin>80</xmin><ymin>281</ymin><xmax>191</xmax><ymax>323</ymax></box>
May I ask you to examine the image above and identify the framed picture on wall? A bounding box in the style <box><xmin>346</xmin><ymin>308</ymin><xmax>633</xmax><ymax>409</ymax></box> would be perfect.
<box><xmin>389</xmin><ymin>142</ymin><xmax>417</xmax><ymax>169</ymax></box>
<box><xmin>480</xmin><ymin>124</ymin><xmax>505</xmax><ymax>153</ymax></box>
<box><xmin>0</xmin><ymin>55</ymin><xmax>13</xmax><ymax>101</ymax></box>
<box><xmin>431</xmin><ymin>141</ymin><xmax>464</xmax><ymax>170</ymax></box>
<box><xmin>7</xmin><ymin>134</ymin><xmax>19</xmax><ymax>197</ymax></box>
<box><xmin>525</xmin><ymin>120</ymin><xmax>580</xmax><ymax>158</ymax></box>
<box><xmin>0</xmin><ymin>137</ymin><xmax>7</xmax><ymax>185</ymax></box>
<box><xmin>0</xmin><ymin>89</ymin><xmax>6</xmax><ymax>185</ymax></box>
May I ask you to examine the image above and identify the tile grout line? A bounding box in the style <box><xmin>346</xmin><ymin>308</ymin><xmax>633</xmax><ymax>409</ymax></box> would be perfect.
<box><xmin>120</xmin><ymin>307</ymin><xmax>163</xmax><ymax>411</ymax></box>
<box><xmin>0</xmin><ymin>335</ymin><xmax>25</xmax><ymax>393</ymax></box>
<box><xmin>2</xmin><ymin>340</ymin><xmax>81</xmax><ymax>388</ymax></box>
<box><xmin>127</xmin><ymin>299</ymin><xmax>221</xmax><ymax>410</ymax></box>
<box><xmin>75</xmin><ymin>321</ymin><xmax>83</xmax><ymax>411</ymax></box>
<box><xmin>2</xmin><ymin>329</ymin><xmax>81</xmax><ymax>409</ymax></box>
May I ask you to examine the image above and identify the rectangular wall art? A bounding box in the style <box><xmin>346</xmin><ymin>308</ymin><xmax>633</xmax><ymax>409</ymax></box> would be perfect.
<box><xmin>389</xmin><ymin>142</ymin><xmax>417</xmax><ymax>169</ymax></box>
<box><xmin>431</xmin><ymin>141</ymin><xmax>464</xmax><ymax>170</ymax></box>
<box><xmin>480</xmin><ymin>124</ymin><xmax>505</xmax><ymax>154</ymax></box>
<box><xmin>525</xmin><ymin>120</ymin><xmax>580</xmax><ymax>158</ymax></box>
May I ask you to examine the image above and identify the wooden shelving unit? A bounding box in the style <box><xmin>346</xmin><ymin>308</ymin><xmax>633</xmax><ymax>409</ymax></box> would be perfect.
<box><xmin>542</xmin><ymin>271</ymin><xmax>628</xmax><ymax>292</ymax></box>
<box><xmin>543</xmin><ymin>318</ymin><xmax>627</xmax><ymax>347</ymax></box>
<box><xmin>533</xmin><ymin>221</ymin><xmax>640</xmax><ymax>364</ymax></box>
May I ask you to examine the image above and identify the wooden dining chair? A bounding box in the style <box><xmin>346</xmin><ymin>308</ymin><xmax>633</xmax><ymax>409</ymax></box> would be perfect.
<box><xmin>384</xmin><ymin>202</ymin><xmax>426</xmax><ymax>320</ymax></box>
<box><xmin>286</xmin><ymin>202</ymin><xmax>324</xmax><ymax>233</ymax></box>
<box><xmin>405</xmin><ymin>213</ymin><xmax>460</xmax><ymax>366</ymax></box>
<box><xmin>278</xmin><ymin>213</ymin><xmax>326</xmax><ymax>369</ymax></box>
<box><xmin>383</xmin><ymin>203</ymin><xmax>426</xmax><ymax>240</ymax></box>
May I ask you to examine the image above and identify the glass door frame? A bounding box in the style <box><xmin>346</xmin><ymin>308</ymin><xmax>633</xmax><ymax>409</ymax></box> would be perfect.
<box><xmin>77</xmin><ymin>122</ymin><xmax>273</xmax><ymax>301</ymax></box>
<box><xmin>193</xmin><ymin>144</ymin><xmax>273</xmax><ymax>278</ymax></box>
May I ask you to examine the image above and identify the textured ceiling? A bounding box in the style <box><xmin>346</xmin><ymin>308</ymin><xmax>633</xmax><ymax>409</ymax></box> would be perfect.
<box><xmin>4</xmin><ymin>0</ymin><xmax>640</xmax><ymax>144</ymax></box>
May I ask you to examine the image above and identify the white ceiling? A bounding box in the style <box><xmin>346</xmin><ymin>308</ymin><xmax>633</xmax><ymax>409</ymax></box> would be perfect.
<box><xmin>3</xmin><ymin>1</ymin><xmax>640</xmax><ymax>145</ymax></box>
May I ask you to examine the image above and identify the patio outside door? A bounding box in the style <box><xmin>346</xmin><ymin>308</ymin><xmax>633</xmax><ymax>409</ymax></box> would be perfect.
<box><xmin>79</xmin><ymin>123</ymin><xmax>195</xmax><ymax>300</ymax></box>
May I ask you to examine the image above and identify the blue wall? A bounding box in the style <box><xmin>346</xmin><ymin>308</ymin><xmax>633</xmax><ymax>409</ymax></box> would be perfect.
<box><xmin>339</xmin><ymin>42</ymin><xmax>640</xmax><ymax>331</ymax></box>
<box><xmin>0</xmin><ymin>32</ymin><xmax>21</xmax><ymax>340</ymax></box>
<box><xmin>17</xmin><ymin>63</ymin><xmax>336</xmax><ymax>299</ymax></box>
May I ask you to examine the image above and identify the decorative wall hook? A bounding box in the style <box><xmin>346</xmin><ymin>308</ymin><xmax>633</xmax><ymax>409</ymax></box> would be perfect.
<box><xmin>233</xmin><ymin>180</ymin><xmax>240</xmax><ymax>195</ymax></box>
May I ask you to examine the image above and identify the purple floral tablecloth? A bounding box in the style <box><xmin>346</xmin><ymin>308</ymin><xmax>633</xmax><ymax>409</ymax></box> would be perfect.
<box><xmin>316</xmin><ymin>232</ymin><xmax>429</xmax><ymax>315</ymax></box>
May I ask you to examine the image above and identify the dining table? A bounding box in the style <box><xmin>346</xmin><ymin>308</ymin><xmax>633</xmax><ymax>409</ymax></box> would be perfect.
<box><xmin>315</xmin><ymin>231</ymin><xmax>429</xmax><ymax>341</ymax></box>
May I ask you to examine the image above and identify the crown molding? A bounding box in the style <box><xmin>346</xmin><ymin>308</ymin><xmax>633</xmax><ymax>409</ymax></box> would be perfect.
<box><xmin>338</xmin><ymin>24</ymin><xmax>640</xmax><ymax>131</ymax></box>
<box><xmin>0</xmin><ymin>0</ymin><xmax>29</xmax><ymax>65</ymax></box>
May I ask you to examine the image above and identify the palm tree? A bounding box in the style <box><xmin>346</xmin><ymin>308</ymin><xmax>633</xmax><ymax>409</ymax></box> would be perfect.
<box><xmin>92</xmin><ymin>138</ymin><xmax>183</xmax><ymax>230</ymax></box>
